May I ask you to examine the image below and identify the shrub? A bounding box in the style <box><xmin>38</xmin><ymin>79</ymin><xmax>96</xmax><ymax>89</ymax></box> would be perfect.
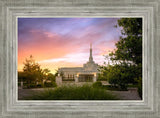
<box><xmin>92</xmin><ymin>81</ymin><xmax>103</xmax><ymax>88</ymax></box>
<box><xmin>99</xmin><ymin>63</ymin><xmax>140</xmax><ymax>91</ymax></box>
<box><xmin>97</xmin><ymin>78</ymin><xmax>107</xmax><ymax>81</ymax></box>
<box><xmin>26</xmin><ymin>84</ymin><xmax>118</xmax><ymax>100</ymax></box>
<box><xmin>44</xmin><ymin>82</ymin><xmax>52</xmax><ymax>87</ymax></box>
<box><xmin>102</xmin><ymin>85</ymin><xmax>120</xmax><ymax>91</ymax></box>
<box><xmin>24</xmin><ymin>83</ymin><xmax>37</xmax><ymax>88</ymax></box>
<box><xmin>52</xmin><ymin>82</ymin><xmax>57</xmax><ymax>87</ymax></box>
<box><xmin>37</xmin><ymin>84</ymin><xmax>42</xmax><ymax>88</ymax></box>
<box><xmin>44</xmin><ymin>82</ymin><xmax>57</xmax><ymax>87</ymax></box>
<box><xmin>30</xmin><ymin>84</ymin><xmax>37</xmax><ymax>88</ymax></box>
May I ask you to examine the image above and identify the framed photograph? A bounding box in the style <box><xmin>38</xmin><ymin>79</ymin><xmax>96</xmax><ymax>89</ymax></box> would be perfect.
<box><xmin>18</xmin><ymin>17</ymin><xmax>142</xmax><ymax>101</ymax></box>
<box><xmin>0</xmin><ymin>0</ymin><xmax>159</xmax><ymax>118</ymax></box>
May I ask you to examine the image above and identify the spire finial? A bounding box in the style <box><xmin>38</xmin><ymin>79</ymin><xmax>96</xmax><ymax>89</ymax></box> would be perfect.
<box><xmin>89</xmin><ymin>43</ymin><xmax>93</xmax><ymax>62</ymax></box>
<box><xmin>90</xmin><ymin>43</ymin><xmax>92</xmax><ymax>49</ymax></box>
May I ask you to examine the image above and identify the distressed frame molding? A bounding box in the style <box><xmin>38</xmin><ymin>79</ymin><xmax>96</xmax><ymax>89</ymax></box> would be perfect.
<box><xmin>0</xmin><ymin>0</ymin><xmax>159</xmax><ymax>118</ymax></box>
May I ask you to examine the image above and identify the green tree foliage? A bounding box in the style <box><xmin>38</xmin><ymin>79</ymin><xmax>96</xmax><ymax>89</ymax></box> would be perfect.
<box><xmin>100</xmin><ymin>63</ymin><xmax>138</xmax><ymax>90</ymax></box>
<box><xmin>92</xmin><ymin>81</ymin><xmax>103</xmax><ymax>88</ymax></box>
<box><xmin>47</xmin><ymin>73</ymin><xmax>56</xmax><ymax>82</ymax></box>
<box><xmin>110</xmin><ymin>18</ymin><xmax>142</xmax><ymax>65</ymax></box>
<box><xmin>18</xmin><ymin>71</ymin><xmax>26</xmax><ymax>82</ymax></box>
<box><xmin>44</xmin><ymin>81</ymin><xmax>57</xmax><ymax>88</ymax></box>
<box><xmin>21</xmin><ymin>55</ymin><xmax>55</xmax><ymax>88</ymax></box>
<box><xmin>99</xmin><ymin>18</ymin><xmax>142</xmax><ymax>92</ymax></box>
<box><xmin>23</xmin><ymin>55</ymin><xmax>42</xmax><ymax>87</ymax></box>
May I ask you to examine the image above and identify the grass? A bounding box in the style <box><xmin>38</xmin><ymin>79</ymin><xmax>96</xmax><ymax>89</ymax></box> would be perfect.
<box><xmin>25</xmin><ymin>84</ymin><xmax>118</xmax><ymax>100</ymax></box>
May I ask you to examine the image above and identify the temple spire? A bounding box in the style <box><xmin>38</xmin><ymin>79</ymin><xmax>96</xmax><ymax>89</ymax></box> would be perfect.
<box><xmin>89</xmin><ymin>43</ymin><xmax>93</xmax><ymax>62</ymax></box>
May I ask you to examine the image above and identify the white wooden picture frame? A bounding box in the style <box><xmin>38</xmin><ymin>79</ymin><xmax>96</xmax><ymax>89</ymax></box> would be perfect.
<box><xmin>0</xmin><ymin>0</ymin><xmax>159</xmax><ymax>118</ymax></box>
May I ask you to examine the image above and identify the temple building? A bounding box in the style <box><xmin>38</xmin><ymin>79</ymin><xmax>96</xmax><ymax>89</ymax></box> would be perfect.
<box><xmin>58</xmin><ymin>44</ymin><xmax>99</xmax><ymax>82</ymax></box>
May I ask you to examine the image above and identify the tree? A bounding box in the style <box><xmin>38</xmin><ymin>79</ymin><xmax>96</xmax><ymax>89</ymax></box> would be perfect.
<box><xmin>99</xmin><ymin>62</ymin><xmax>136</xmax><ymax>90</ymax></box>
<box><xmin>110</xmin><ymin>18</ymin><xmax>142</xmax><ymax>81</ymax></box>
<box><xmin>47</xmin><ymin>73</ymin><xmax>56</xmax><ymax>82</ymax></box>
<box><xmin>18</xmin><ymin>71</ymin><xmax>25</xmax><ymax>82</ymax></box>
<box><xmin>41</xmin><ymin>68</ymin><xmax>50</xmax><ymax>84</ymax></box>
<box><xmin>21</xmin><ymin>55</ymin><xmax>57</xmax><ymax>88</ymax></box>
<box><xmin>23</xmin><ymin>55</ymin><xmax>42</xmax><ymax>87</ymax></box>
<box><xmin>110</xmin><ymin>18</ymin><xmax>142</xmax><ymax>65</ymax></box>
<box><xmin>99</xmin><ymin>18</ymin><xmax>142</xmax><ymax>91</ymax></box>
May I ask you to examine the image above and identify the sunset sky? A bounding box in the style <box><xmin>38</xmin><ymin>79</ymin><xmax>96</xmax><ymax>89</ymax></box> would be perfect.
<box><xmin>18</xmin><ymin>18</ymin><xmax>122</xmax><ymax>74</ymax></box>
